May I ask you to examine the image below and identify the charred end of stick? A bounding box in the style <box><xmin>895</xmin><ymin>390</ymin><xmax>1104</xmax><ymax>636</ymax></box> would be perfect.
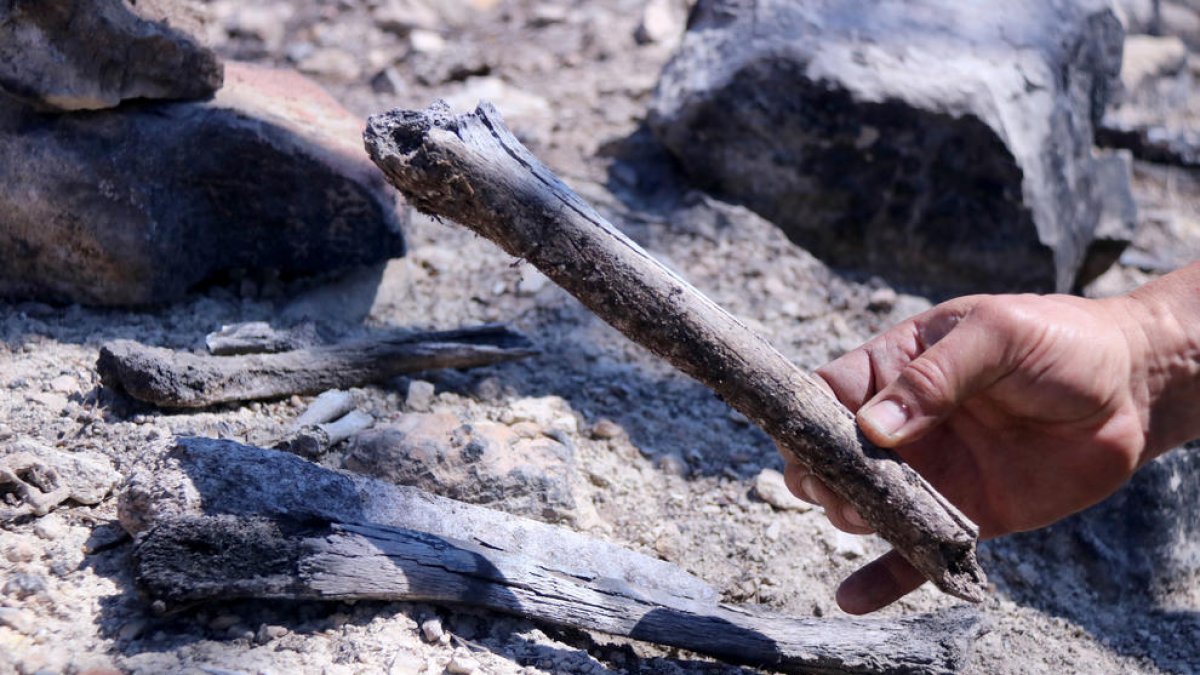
<box><xmin>97</xmin><ymin>340</ymin><xmax>196</xmax><ymax>409</ymax></box>
<box><xmin>133</xmin><ymin>515</ymin><xmax>318</xmax><ymax>606</ymax></box>
<box><xmin>365</xmin><ymin>104</ymin><xmax>443</xmax><ymax>158</ymax></box>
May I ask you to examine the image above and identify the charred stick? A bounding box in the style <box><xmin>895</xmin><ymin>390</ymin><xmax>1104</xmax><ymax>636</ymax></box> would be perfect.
<box><xmin>134</xmin><ymin>515</ymin><xmax>985</xmax><ymax>675</ymax></box>
<box><xmin>363</xmin><ymin>102</ymin><xmax>986</xmax><ymax>601</ymax></box>
<box><xmin>98</xmin><ymin>324</ymin><xmax>537</xmax><ymax>409</ymax></box>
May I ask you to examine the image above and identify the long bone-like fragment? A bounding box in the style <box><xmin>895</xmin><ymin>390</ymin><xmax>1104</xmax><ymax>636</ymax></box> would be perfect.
<box><xmin>363</xmin><ymin>102</ymin><xmax>987</xmax><ymax>602</ymax></box>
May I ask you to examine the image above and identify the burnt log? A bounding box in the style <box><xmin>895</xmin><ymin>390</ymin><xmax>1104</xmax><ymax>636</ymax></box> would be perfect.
<box><xmin>134</xmin><ymin>514</ymin><xmax>986</xmax><ymax>675</ymax></box>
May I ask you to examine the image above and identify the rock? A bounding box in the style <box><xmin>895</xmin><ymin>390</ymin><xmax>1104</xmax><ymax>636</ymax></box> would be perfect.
<box><xmin>516</xmin><ymin>269</ymin><xmax>550</xmax><ymax>296</ymax></box>
<box><xmin>503</xmin><ymin>396</ymin><xmax>578</xmax><ymax>435</ymax></box>
<box><xmin>374</xmin><ymin>0</ymin><xmax>442</xmax><ymax>34</ymax></box>
<box><xmin>409</xmin><ymin>30</ymin><xmax>447</xmax><ymax>55</ymax></box>
<box><xmin>1161</xmin><ymin>1</ymin><xmax>1200</xmax><ymax>48</ymax></box>
<box><xmin>47</xmin><ymin>375</ymin><xmax>79</xmax><ymax>394</ymax></box>
<box><xmin>447</xmin><ymin>655</ymin><xmax>481</xmax><ymax>674</ymax></box>
<box><xmin>0</xmin><ymin>608</ymin><xmax>35</xmax><ymax>635</ymax></box>
<box><xmin>118</xmin><ymin>618</ymin><xmax>148</xmax><ymax>641</ymax></box>
<box><xmin>0</xmin><ymin>441</ymin><xmax>120</xmax><ymax>519</ymax></box>
<box><xmin>297</xmin><ymin>47</ymin><xmax>363</xmax><ymax>83</ymax></box>
<box><xmin>420</xmin><ymin>617</ymin><xmax>444</xmax><ymax>643</ymax></box>
<box><xmin>0</xmin><ymin>0</ymin><xmax>222</xmax><ymax>111</ymax></box>
<box><xmin>1098</xmin><ymin>35</ymin><xmax>1199</xmax><ymax>169</ymax></box>
<box><xmin>996</xmin><ymin>445</ymin><xmax>1200</xmax><ymax>606</ymax></box>
<box><xmin>590</xmin><ymin>418</ymin><xmax>624</xmax><ymax>440</ymax></box>
<box><xmin>255</xmin><ymin>624</ymin><xmax>288</xmax><ymax>644</ymax></box>
<box><xmin>344</xmin><ymin>413</ymin><xmax>579</xmax><ymax>522</ymax></box>
<box><xmin>0</xmin><ymin>61</ymin><xmax>407</xmax><ymax>306</ymax></box>
<box><xmin>635</xmin><ymin>0</ymin><xmax>688</xmax><ymax>47</ymax></box>
<box><xmin>5</xmin><ymin>538</ymin><xmax>38</xmax><ymax>563</ymax></box>
<box><xmin>649</xmin><ymin>0</ymin><xmax>1136</xmax><ymax>294</ymax></box>
<box><xmin>1121</xmin><ymin>35</ymin><xmax>1190</xmax><ymax>93</ymax></box>
<box><xmin>371</xmin><ymin>67</ymin><xmax>408</xmax><ymax>95</ymax></box>
<box><xmin>372</xmin><ymin>0</ymin><xmax>484</xmax><ymax>35</ymax></box>
<box><xmin>1113</xmin><ymin>0</ymin><xmax>1158</xmax><ymax>33</ymax></box>
<box><xmin>656</xmin><ymin>453</ymin><xmax>689</xmax><ymax>477</ymax></box>
<box><xmin>219</xmin><ymin>3</ymin><xmax>295</xmax><ymax>52</ymax></box>
<box><xmin>831</xmin><ymin>530</ymin><xmax>866</xmax><ymax>560</ymax></box>
<box><xmin>2</xmin><ymin>573</ymin><xmax>47</xmax><ymax>600</ymax></box>
<box><xmin>405</xmin><ymin>380</ymin><xmax>437</xmax><ymax>412</ymax></box>
<box><xmin>753</xmin><ymin>469</ymin><xmax>811</xmax><ymax>512</ymax></box>
<box><xmin>32</xmin><ymin>515</ymin><xmax>67</xmax><ymax>541</ymax></box>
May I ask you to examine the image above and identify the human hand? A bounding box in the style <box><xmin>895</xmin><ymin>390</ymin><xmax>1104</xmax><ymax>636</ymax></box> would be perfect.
<box><xmin>785</xmin><ymin>274</ymin><xmax>1200</xmax><ymax>614</ymax></box>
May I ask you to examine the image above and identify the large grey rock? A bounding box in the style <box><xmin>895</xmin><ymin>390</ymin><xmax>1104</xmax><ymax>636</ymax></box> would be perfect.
<box><xmin>345</xmin><ymin>412</ymin><xmax>580</xmax><ymax>523</ymax></box>
<box><xmin>989</xmin><ymin>444</ymin><xmax>1199</xmax><ymax>605</ymax></box>
<box><xmin>0</xmin><ymin>62</ymin><xmax>407</xmax><ymax>306</ymax></box>
<box><xmin>650</xmin><ymin>0</ymin><xmax>1136</xmax><ymax>294</ymax></box>
<box><xmin>0</xmin><ymin>0</ymin><xmax>223</xmax><ymax>111</ymax></box>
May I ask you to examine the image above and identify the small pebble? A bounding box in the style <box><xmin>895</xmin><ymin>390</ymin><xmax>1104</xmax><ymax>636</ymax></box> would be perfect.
<box><xmin>5</xmin><ymin>538</ymin><xmax>38</xmax><ymax>563</ymax></box>
<box><xmin>655</xmin><ymin>453</ymin><xmax>688</xmax><ymax>477</ymax></box>
<box><xmin>3</xmin><ymin>573</ymin><xmax>47</xmax><ymax>599</ymax></box>
<box><xmin>473</xmin><ymin>377</ymin><xmax>503</xmax><ymax>401</ymax></box>
<box><xmin>118</xmin><ymin>618</ymin><xmax>147</xmax><ymax>641</ymax></box>
<box><xmin>48</xmin><ymin>375</ymin><xmax>78</xmax><ymax>393</ymax></box>
<box><xmin>590</xmin><ymin>418</ymin><xmax>623</xmax><ymax>440</ymax></box>
<box><xmin>256</xmin><ymin>624</ymin><xmax>289</xmax><ymax>644</ymax></box>
<box><xmin>868</xmin><ymin>287</ymin><xmax>898</xmax><ymax>311</ymax></box>
<box><xmin>753</xmin><ymin>469</ymin><xmax>811</xmax><ymax>512</ymax></box>
<box><xmin>406</xmin><ymin>380</ymin><xmax>436</xmax><ymax>412</ymax></box>
<box><xmin>409</xmin><ymin>29</ymin><xmax>446</xmax><ymax>54</ymax></box>
<box><xmin>832</xmin><ymin>530</ymin><xmax>866</xmax><ymax>559</ymax></box>
<box><xmin>0</xmin><ymin>607</ymin><xmax>35</xmax><ymax>635</ymax></box>
<box><xmin>447</xmin><ymin>655</ymin><xmax>481</xmax><ymax>674</ymax></box>
<box><xmin>420</xmin><ymin>617</ymin><xmax>444</xmax><ymax>643</ymax></box>
<box><xmin>33</xmin><ymin>515</ymin><xmax>67</xmax><ymax>541</ymax></box>
<box><xmin>516</xmin><ymin>270</ymin><xmax>549</xmax><ymax>296</ymax></box>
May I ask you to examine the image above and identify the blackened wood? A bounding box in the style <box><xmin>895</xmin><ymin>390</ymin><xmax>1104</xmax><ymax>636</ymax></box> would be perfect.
<box><xmin>97</xmin><ymin>324</ymin><xmax>537</xmax><ymax>409</ymax></box>
<box><xmin>134</xmin><ymin>515</ymin><xmax>985</xmax><ymax>675</ymax></box>
<box><xmin>363</xmin><ymin>102</ymin><xmax>986</xmax><ymax>602</ymax></box>
<box><xmin>121</xmin><ymin>437</ymin><xmax>719</xmax><ymax>604</ymax></box>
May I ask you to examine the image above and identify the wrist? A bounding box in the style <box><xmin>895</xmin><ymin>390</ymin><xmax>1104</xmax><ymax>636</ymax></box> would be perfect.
<box><xmin>1104</xmin><ymin>263</ymin><xmax>1200</xmax><ymax>462</ymax></box>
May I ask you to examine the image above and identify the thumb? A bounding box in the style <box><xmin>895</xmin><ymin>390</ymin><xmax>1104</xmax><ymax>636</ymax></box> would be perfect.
<box><xmin>856</xmin><ymin>305</ymin><xmax>1014</xmax><ymax>447</ymax></box>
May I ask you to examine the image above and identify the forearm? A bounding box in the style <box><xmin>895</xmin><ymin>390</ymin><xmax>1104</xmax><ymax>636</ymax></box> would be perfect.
<box><xmin>1107</xmin><ymin>262</ymin><xmax>1200</xmax><ymax>461</ymax></box>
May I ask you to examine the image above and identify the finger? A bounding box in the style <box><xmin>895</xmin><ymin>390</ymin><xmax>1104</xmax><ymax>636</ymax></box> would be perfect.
<box><xmin>857</xmin><ymin>302</ymin><xmax>1016</xmax><ymax>447</ymax></box>
<box><xmin>782</xmin><ymin>460</ymin><xmax>819</xmax><ymax>505</ymax></box>
<box><xmin>817</xmin><ymin>297</ymin><xmax>987</xmax><ymax>413</ymax></box>
<box><xmin>836</xmin><ymin>549</ymin><xmax>927</xmax><ymax>615</ymax></box>
<box><xmin>802</xmin><ymin>475</ymin><xmax>875</xmax><ymax>535</ymax></box>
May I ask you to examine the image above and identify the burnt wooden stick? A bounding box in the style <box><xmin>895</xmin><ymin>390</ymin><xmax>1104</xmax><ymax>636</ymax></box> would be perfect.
<box><xmin>121</xmin><ymin>437</ymin><xmax>719</xmax><ymax>603</ymax></box>
<box><xmin>97</xmin><ymin>324</ymin><xmax>538</xmax><ymax>409</ymax></box>
<box><xmin>364</xmin><ymin>102</ymin><xmax>987</xmax><ymax>602</ymax></box>
<box><xmin>134</xmin><ymin>515</ymin><xmax>985</xmax><ymax>675</ymax></box>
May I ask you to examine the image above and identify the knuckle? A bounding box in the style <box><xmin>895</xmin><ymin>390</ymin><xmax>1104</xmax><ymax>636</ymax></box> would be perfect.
<box><xmin>899</xmin><ymin>356</ymin><xmax>953</xmax><ymax>407</ymax></box>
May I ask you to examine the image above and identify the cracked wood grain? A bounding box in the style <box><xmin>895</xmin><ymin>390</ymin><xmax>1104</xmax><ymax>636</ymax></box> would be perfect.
<box><xmin>134</xmin><ymin>515</ymin><xmax>985</xmax><ymax>675</ymax></box>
